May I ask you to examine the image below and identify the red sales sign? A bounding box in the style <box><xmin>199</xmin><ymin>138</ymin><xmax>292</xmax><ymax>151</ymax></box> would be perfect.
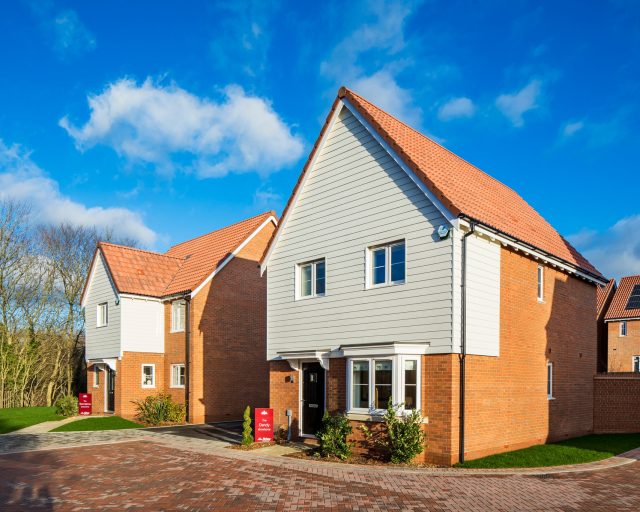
<box><xmin>254</xmin><ymin>408</ymin><xmax>273</xmax><ymax>442</ymax></box>
<box><xmin>78</xmin><ymin>393</ymin><xmax>92</xmax><ymax>416</ymax></box>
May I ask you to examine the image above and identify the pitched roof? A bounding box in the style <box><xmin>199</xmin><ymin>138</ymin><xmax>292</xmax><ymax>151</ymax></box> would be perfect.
<box><xmin>596</xmin><ymin>279</ymin><xmax>616</xmax><ymax>317</ymax></box>
<box><xmin>262</xmin><ymin>87</ymin><xmax>603</xmax><ymax>281</ymax></box>
<box><xmin>94</xmin><ymin>211</ymin><xmax>275</xmax><ymax>299</ymax></box>
<box><xmin>340</xmin><ymin>88</ymin><xmax>602</xmax><ymax>279</ymax></box>
<box><xmin>604</xmin><ymin>275</ymin><xmax>640</xmax><ymax>320</ymax></box>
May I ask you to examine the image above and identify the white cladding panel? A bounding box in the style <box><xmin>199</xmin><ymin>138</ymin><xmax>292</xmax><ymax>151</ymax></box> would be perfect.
<box><xmin>84</xmin><ymin>253</ymin><xmax>121</xmax><ymax>359</ymax></box>
<box><xmin>121</xmin><ymin>297</ymin><xmax>164</xmax><ymax>353</ymax></box>
<box><xmin>266</xmin><ymin>106</ymin><xmax>455</xmax><ymax>359</ymax></box>
<box><xmin>465</xmin><ymin>234</ymin><xmax>501</xmax><ymax>356</ymax></box>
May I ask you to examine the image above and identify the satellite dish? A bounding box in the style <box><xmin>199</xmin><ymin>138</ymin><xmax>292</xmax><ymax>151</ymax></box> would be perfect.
<box><xmin>437</xmin><ymin>225</ymin><xmax>450</xmax><ymax>240</ymax></box>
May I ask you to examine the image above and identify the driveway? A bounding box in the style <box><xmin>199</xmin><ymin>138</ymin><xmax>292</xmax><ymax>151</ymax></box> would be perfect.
<box><xmin>0</xmin><ymin>429</ymin><xmax>639</xmax><ymax>511</ymax></box>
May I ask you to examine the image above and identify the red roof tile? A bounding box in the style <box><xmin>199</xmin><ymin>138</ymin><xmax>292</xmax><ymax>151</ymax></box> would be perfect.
<box><xmin>339</xmin><ymin>88</ymin><xmax>602</xmax><ymax>279</ymax></box>
<box><xmin>96</xmin><ymin>211</ymin><xmax>275</xmax><ymax>298</ymax></box>
<box><xmin>597</xmin><ymin>279</ymin><xmax>616</xmax><ymax>317</ymax></box>
<box><xmin>604</xmin><ymin>275</ymin><xmax>640</xmax><ymax>320</ymax></box>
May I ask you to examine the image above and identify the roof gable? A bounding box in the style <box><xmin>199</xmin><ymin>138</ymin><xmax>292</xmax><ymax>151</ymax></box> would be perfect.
<box><xmin>606</xmin><ymin>275</ymin><xmax>640</xmax><ymax>320</ymax></box>
<box><xmin>597</xmin><ymin>279</ymin><xmax>616</xmax><ymax>317</ymax></box>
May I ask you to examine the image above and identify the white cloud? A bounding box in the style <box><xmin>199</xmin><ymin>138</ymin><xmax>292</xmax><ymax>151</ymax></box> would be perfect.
<box><xmin>320</xmin><ymin>0</ymin><xmax>421</xmax><ymax>125</ymax></box>
<box><xmin>29</xmin><ymin>2</ymin><xmax>96</xmax><ymax>58</ymax></box>
<box><xmin>561</xmin><ymin>121</ymin><xmax>585</xmax><ymax>138</ymax></box>
<box><xmin>567</xmin><ymin>216</ymin><xmax>640</xmax><ymax>279</ymax></box>
<box><xmin>438</xmin><ymin>97</ymin><xmax>476</xmax><ymax>121</ymax></box>
<box><xmin>0</xmin><ymin>140</ymin><xmax>157</xmax><ymax>246</ymax></box>
<box><xmin>495</xmin><ymin>79</ymin><xmax>542</xmax><ymax>127</ymax></box>
<box><xmin>60</xmin><ymin>78</ymin><xmax>305</xmax><ymax>178</ymax></box>
<box><xmin>253</xmin><ymin>186</ymin><xmax>281</xmax><ymax>210</ymax></box>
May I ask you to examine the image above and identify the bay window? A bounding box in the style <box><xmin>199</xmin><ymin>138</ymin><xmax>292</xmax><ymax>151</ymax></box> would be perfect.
<box><xmin>348</xmin><ymin>355</ymin><xmax>420</xmax><ymax>414</ymax></box>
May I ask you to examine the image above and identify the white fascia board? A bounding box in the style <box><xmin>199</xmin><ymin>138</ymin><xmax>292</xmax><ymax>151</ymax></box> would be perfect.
<box><xmin>191</xmin><ymin>215</ymin><xmax>277</xmax><ymax>299</ymax></box>
<box><xmin>81</xmin><ymin>250</ymin><xmax>120</xmax><ymax>308</ymax></box>
<box><xmin>459</xmin><ymin>219</ymin><xmax>607</xmax><ymax>286</ymax></box>
<box><xmin>340</xmin><ymin>342</ymin><xmax>430</xmax><ymax>357</ymax></box>
<box><xmin>260</xmin><ymin>103</ymin><xmax>346</xmax><ymax>274</ymax></box>
<box><xmin>605</xmin><ymin>317</ymin><xmax>640</xmax><ymax>323</ymax></box>
<box><xmin>341</xmin><ymin>98</ymin><xmax>457</xmax><ymax>227</ymax></box>
<box><xmin>119</xmin><ymin>294</ymin><xmax>163</xmax><ymax>303</ymax></box>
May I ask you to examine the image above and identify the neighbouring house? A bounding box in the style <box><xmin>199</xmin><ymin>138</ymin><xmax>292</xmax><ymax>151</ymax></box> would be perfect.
<box><xmin>81</xmin><ymin>211</ymin><xmax>277</xmax><ymax>423</ymax></box>
<box><xmin>604</xmin><ymin>275</ymin><xmax>640</xmax><ymax>373</ymax></box>
<box><xmin>260</xmin><ymin>87</ymin><xmax>607</xmax><ymax>465</ymax></box>
<box><xmin>596</xmin><ymin>279</ymin><xmax>616</xmax><ymax>372</ymax></box>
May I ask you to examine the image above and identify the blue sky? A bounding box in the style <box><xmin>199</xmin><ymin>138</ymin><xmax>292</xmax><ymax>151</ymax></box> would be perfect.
<box><xmin>0</xmin><ymin>1</ymin><xmax>638</xmax><ymax>278</ymax></box>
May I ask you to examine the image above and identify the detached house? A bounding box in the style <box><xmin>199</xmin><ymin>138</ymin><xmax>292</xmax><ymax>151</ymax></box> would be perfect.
<box><xmin>81</xmin><ymin>212</ymin><xmax>277</xmax><ymax>423</ymax></box>
<box><xmin>261</xmin><ymin>87</ymin><xmax>607</xmax><ymax>465</ymax></box>
<box><xmin>604</xmin><ymin>275</ymin><xmax>640</xmax><ymax>372</ymax></box>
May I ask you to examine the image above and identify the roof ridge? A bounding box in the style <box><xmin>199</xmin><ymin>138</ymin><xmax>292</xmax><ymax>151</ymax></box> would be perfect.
<box><xmin>342</xmin><ymin>87</ymin><xmax>523</xmax><ymax>197</ymax></box>
<box><xmin>98</xmin><ymin>242</ymin><xmax>184</xmax><ymax>261</ymax></box>
<box><xmin>166</xmin><ymin>210</ymin><xmax>275</xmax><ymax>253</ymax></box>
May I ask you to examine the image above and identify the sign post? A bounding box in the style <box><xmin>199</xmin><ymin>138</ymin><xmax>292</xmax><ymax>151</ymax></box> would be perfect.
<box><xmin>254</xmin><ymin>408</ymin><xmax>273</xmax><ymax>442</ymax></box>
<box><xmin>78</xmin><ymin>393</ymin><xmax>92</xmax><ymax>416</ymax></box>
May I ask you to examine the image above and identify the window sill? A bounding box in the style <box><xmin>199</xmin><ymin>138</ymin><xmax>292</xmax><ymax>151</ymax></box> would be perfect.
<box><xmin>296</xmin><ymin>294</ymin><xmax>326</xmax><ymax>301</ymax></box>
<box><xmin>366</xmin><ymin>281</ymin><xmax>406</xmax><ymax>290</ymax></box>
<box><xmin>346</xmin><ymin>411</ymin><xmax>384</xmax><ymax>422</ymax></box>
<box><xmin>548</xmin><ymin>396</ymin><xmax>555</xmax><ymax>401</ymax></box>
<box><xmin>96</xmin><ymin>325</ymin><xmax>108</xmax><ymax>329</ymax></box>
<box><xmin>170</xmin><ymin>385</ymin><xmax>185</xmax><ymax>389</ymax></box>
<box><xmin>142</xmin><ymin>386</ymin><xmax>156</xmax><ymax>389</ymax></box>
<box><xmin>170</xmin><ymin>329</ymin><xmax>185</xmax><ymax>334</ymax></box>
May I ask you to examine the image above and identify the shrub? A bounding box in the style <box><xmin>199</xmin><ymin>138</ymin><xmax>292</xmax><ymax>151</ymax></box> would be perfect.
<box><xmin>242</xmin><ymin>406</ymin><xmax>253</xmax><ymax>446</ymax></box>
<box><xmin>381</xmin><ymin>401</ymin><xmax>426</xmax><ymax>463</ymax></box>
<box><xmin>55</xmin><ymin>395</ymin><xmax>78</xmax><ymax>417</ymax></box>
<box><xmin>317</xmin><ymin>411</ymin><xmax>353</xmax><ymax>460</ymax></box>
<box><xmin>133</xmin><ymin>393</ymin><xmax>186</xmax><ymax>426</ymax></box>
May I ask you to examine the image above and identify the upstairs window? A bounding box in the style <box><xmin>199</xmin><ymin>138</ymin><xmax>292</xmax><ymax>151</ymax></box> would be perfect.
<box><xmin>620</xmin><ymin>321</ymin><xmax>628</xmax><ymax>337</ymax></box>
<box><xmin>171</xmin><ymin>364</ymin><xmax>186</xmax><ymax>388</ymax></box>
<box><xmin>626</xmin><ymin>285</ymin><xmax>640</xmax><ymax>310</ymax></box>
<box><xmin>97</xmin><ymin>302</ymin><xmax>108</xmax><ymax>327</ymax></box>
<box><xmin>298</xmin><ymin>259</ymin><xmax>326</xmax><ymax>298</ymax></box>
<box><xmin>171</xmin><ymin>300</ymin><xmax>186</xmax><ymax>332</ymax></box>
<box><xmin>547</xmin><ymin>362</ymin><xmax>554</xmax><ymax>399</ymax></box>
<box><xmin>369</xmin><ymin>241</ymin><xmax>405</xmax><ymax>287</ymax></box>
<box><xmin>633</xmin><ymin>356</ymin><xmax>640</xmax><ymax>373</ymax></box>
<box><xmin>537</xmin><ymin>265</ymin><xmax>544</xmax><ymax>302</ymax></box>
<box><xmin>141</xmin><ymin>364</ymin><xmax>155</xmax><ymax>388</ymax></box>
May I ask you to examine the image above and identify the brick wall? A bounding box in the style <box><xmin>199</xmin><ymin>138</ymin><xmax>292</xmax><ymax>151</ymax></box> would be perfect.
<box><xmin>269</xmin><ymin>360</ymin><xmax>299</xmax><ymax>437</ymax></box>
<box><xmin>116</xmin><ymin>352</ymin><xmax>165</xmax><ymax>419</ymax></box>
<box><xmin>594</xmin><ymin>373</ymin><xmax>640</xmax><ymax>433</ymax></box>
<box><xmin>607</xmin><ymin>320</ymin><xmax>640</xmax><ymax>372</ymax></box>
<box><xmin>86</xmin><ymin>365</ymin><xmax>105</xmax><ymax>414</ymax></box>
<box><xmin>189</xmin><ymin>222</ymin><xmax>275</xmax><ymax>424</ymax></box>
<box><xmin>164</xmin><ymin>302</ymin><xmax>186</xmax><ymax>405</ymax></box>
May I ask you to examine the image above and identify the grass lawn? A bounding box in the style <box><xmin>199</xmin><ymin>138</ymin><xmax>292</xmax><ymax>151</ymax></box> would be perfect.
<box><xmin>51</xmin><ymin>416</ymin><xmax>141</xmax><ymax>432</ymax></box>
<box><xmin>0</xmin><ymin>407</ymin><xmax>64</xmax><ymax>434</ymax></box>
<box><xmin>455</xmin><ymin>433</ymin><xmax>640</xmax><ymax>469</ymax></box>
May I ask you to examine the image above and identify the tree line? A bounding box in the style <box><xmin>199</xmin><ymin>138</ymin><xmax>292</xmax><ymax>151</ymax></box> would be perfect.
<box><xmin>0</xmin><ymin>200</ymin><xmax>134</xmax><ymax>408</ymax></box>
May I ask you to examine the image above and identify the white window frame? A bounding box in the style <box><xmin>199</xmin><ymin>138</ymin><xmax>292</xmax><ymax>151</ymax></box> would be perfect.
<box><xmin>633</xmin><ymin>356</ymin><xmax>640</xmax><ymax>373</ymax></box>
<box><xmin>296</xmin><ymin>259</ymin><xmax>326</xmax><ymax>299</ymax></box>
<box><xmin>170</xmin><ymin>364</ymin><xmax>186</xmax><ymax>388</ymax></box>
<box><xmin>171</xmin><ymin>300</ymin><xmax>186</xmax><ymax>333</ymax></box>
<box><xmin>537</xmin><ymin>265</ymin><xmax>544</xmax><ymax>302</ymax></box>
<box><xmin>620</xmin><ymin>321</ymin><xmax>628</xmax><ymax>337</ymax></box>
<box><xmin>96</xmin><ymin>302</ymin><xmax>108</xmax><ymax>327</ymax></box>
<box><xmin>141</xmin><ymin>364</ymin><xmax>156</xmax><ymax>389</ymax></box>
<box><xmin>367</xmin><ymin>240</ymin><xmax>406</xmax><ymax>289</ymax></box>
<box><xmin>346</xmin><ymin>355</ymin><xmax>421</xmax><ymax>415</ymax></box>
<box><xmin>93</xmin><ymin>366</ymin><xmax>100</xmax><ymax>388</ymax></box>
<box><xmin>547</xmin><ymin>362</ymin><xmax>554</xmax><ymax>400</ymax></box>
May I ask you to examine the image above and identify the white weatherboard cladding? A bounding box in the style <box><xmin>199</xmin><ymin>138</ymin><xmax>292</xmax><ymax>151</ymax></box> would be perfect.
<box><xmin>464</xmin><ymin>234</ymin><xmax>501</xmax><ymax>356</ymax></box>
<box><xmin>121</xmin><ymin>297</ymin><xmax>164</xmax><ymax>353</ymax></box>
<box><xmin>84</xmin><ymin>253</ymin><xmax>121</xmax><ymax>360</ymax></box>
<box><xmin>267</xmin><ymin>107</ymin><xmax>454</xmax><ymax>359</ymax></box>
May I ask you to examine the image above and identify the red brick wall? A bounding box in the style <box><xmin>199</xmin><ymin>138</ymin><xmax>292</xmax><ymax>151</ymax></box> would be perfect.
<box><xmin>116</xmin><ymin>352</ymin><xmax>165</xmax><ymax>419</ymax></box>
<box><xmin>189</xmin><ymin>222</ymin><xmax>275</xmax><ymax>423</ymax></box>
<box><xmin>594</xmin><ymin>373</ymin><xmax>640</xmax><ymax>433</ymax></box>
<box><xmin>86</xmin><ymin>365</ymin><xmax>105</xmax><ymax>414</ymax></box>
<box><xmin>164</xmin><ymin>302</ymin><xmax>186</xmax><ymax>405</ymax></box>
<box><xmin>607</xmin><ymin>320</ymin><xmax>640</xmax><ymax>372</ymax></box>
<box><xmin>269</xmin><ymin>360</ymin><xmax>299</xmax><ymax>437</ymax></box>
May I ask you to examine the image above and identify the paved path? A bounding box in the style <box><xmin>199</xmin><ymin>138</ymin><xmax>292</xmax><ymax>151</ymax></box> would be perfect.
<box><xmin>11</xmin><ymin>416</ymin><xmax>91</xmax><ymax>435</ymax></box>
<box><xmin>1</xmin><ymin>430</ymin><xmax>639</xmax><ymax>511</ymax></box>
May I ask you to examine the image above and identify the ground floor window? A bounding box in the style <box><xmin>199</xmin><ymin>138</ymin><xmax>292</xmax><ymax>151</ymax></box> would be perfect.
<box><xmin>348</xmin><ymin>355</ymin><xmax>421</xmax><ymax>414</ymax></box>
<box><xmin>142</xmin><ymin>364</ymin><xmax>155</xmax><ymax>388</ymax></box>
<box><xmin>547</xmin><ymin>362</ymin><xmax>554</xmax><ymax>399</ymax></box>
<box><xmin>171</xmin><ymin>364</ymin><xmax>186</xmax><ymax>387</ymax></box>
<box><xmin>93</xmin><ymin>366</ymin><xmax>100</xmax><ymax>388</ymax></box>
<box><xmin>633</xmin><ymin>356</ymin><xmax>640</xmax><ymax>373</ymax></box>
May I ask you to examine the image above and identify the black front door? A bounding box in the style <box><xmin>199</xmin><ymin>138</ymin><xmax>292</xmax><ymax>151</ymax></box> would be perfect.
<box><xmin>302</xmin><ymin>362</ymin><xmax>325</xmax><ymax>435</ymax></box>
<box><xmin>106</xmin><ymin>368</ymin><xmax>115</xmax><ymax>413</ymax></box>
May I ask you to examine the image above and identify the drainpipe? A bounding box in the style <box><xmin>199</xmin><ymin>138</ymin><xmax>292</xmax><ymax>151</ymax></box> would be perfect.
<box><xmin>184</xmin><ymin>295</ymin><xmax>191</xmax><ymax>423</ymax></box>
<box><xmin>459</xmin><ymin>221</ymin><xmax>476</xmax><ymax>464</ymax></box>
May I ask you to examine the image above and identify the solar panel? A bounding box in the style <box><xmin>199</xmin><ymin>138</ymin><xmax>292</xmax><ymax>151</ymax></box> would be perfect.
<box><xmin>626</xmin><ymin>284</ymin><xmax>640</xmax><ymax>310</ymax></box>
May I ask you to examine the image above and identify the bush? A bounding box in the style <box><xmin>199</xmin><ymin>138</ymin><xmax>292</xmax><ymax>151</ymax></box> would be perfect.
<box><xmin>133</xmin><ymin>393</ymin><xmax>186</xmax><ymax>426</ymax></box>
<box><xmin>55</xmin><ymin>395</ymin><xmax>78</xmax><ymax>417</ymax></box>
<box><xmin>317</xmin><ymin>411</ymin><xmax>353</xmax><ymax>460</ymax></box>
<box><xmin>381</xmin><ymin>401</ymin><xmax>426</xmax><ymax>463</ymax></box>
<box><xmin>242</xmin><ymin>406</ymin><xmax>253</xmax><ymax>446</ymax></box>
